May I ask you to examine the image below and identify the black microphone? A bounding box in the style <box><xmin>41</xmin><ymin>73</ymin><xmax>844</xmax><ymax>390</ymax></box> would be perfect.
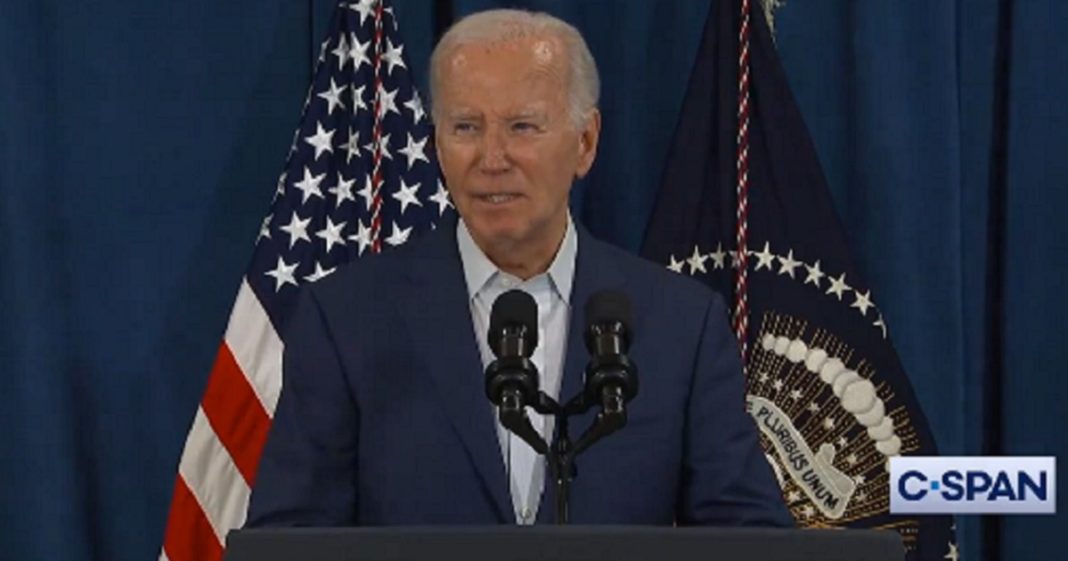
<box><xmin>484</xmin><ymin>289</ymin><xmax>548</xmax><ymax>454</ymax></box>
<box><xmin>582</xmin><ymin>290</ymin><xmax>639</xmax><ymax>418</ymax></box>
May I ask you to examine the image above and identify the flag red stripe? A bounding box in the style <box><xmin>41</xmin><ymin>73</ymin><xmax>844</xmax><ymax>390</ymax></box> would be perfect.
<box><xmin>162</xmin><ymin>476</ymin><xmax>224</xmax><ymax>561</ymax></box>
<box><xmin>200</xmin><ymin>343</ymin><xmax>272</xmax><ymax>487</ymax></box>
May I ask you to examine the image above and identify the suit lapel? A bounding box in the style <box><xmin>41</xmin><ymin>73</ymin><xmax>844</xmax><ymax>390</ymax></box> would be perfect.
<box><xmin>399</xmin><ymin>216</ymin><xmax>512</xmax><ymax>522</ymax></box>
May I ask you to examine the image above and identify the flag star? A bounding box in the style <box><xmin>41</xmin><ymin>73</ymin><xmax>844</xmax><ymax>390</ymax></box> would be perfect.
<box><xmin>317</xmin><ymin>78</ymin><xmax>346</xmax><ymax>115</ymax></box>
<box><xmin>384</xmin><ymin>221</ymin><xmax>412</xmax><ymax>246</ymax></box>
<box><xmin>854</xmin><ymin>474</ymin><xmax>867</xmax><ymax>485</ymax></box>
<box><xmin>808</xmin><ymin>402</ymin><xmax>821</xmax><ymax>413</ymax></box>
<box><xmin>944</xmin><ymin>542</ymin><xmax>959</xmax><ymax>561</ymax></box>
<box><xmin>758</xmin><ymin>371</ymin><xmax>770</xmax><ymax>383</ymax></box>
<box><xmin>304</xmin><ymin>262</ymin><xmax>336</xmax><ymax>283</ymax></box>
<box><xmin>786</xmin><ymin>490</ymin><xmax>801</xmax><ymax>503</ymax></box>
<box><xmin>265</xmin><ymin>256</ymin><xmax>298</xmax><ymax>291</ymax></box>
<box><xmin>365</xmin><ymin>132</ymin><xmax>392</xmax><ymax>160</ymax></box>
<box><xmin>789</xmin><ymin>389</ymin><xmax>803</xmax><ymax>401</ymax></box>
<box><xmin>342</xmin><ymin>127</ymin><xmax>361</xmax><ymax>164</ymax></box>
<box><xmin>730</xmin><ymin>249</ymin><xmax>743</xmax><ymax>269</ymax></box>
<box><xmin>856</xmin><ymin>491</ymin><xmax>868</xmax><ymax>502</ymax></box>
<box><xmin>397</xmin><ymin>134</ymin><xmax>429</xmax><ymax>170</ymax></box>
<box><xmin>392</xmin><ymin>179</ymin><xmax>422</xmax><ymax>214</ymax></box>
<box><xmin>288</xmin><ymin>128</ymin><xmax>300</xmax><ymax>157</ymax></box>
<box><xmin>846</xmin><ymin>453</ymin><xmax>858</xmax><ymax>466</ymax></box>
<box><xmin>348</xmin><ymin>219</ymin><xmax>373</xmax><ymax>256</ymax></box>
<box><xmin>778</xmin><ymin>249</ymin><xmax>801</xmax><ymax>278</ymax></box>
<box><xmin>823</xmin><ymin>417</ymin><xmax>836</xmax><ymax>430</ymax></box>
<box><xmin>800</xmin><ymin>505</ymin><xmax>815</xmax><ymax>519</ymax></box>
<box><xmin>257</xmin><ymin>215</ymin><xmax>272</xmax><ymax>241</ymax></box>
<box><xmin>404</xmin><ymin>93</ymin><xmax>426</xmax><ymax>122</ymax></box>
<box><xmin>709</xmin><ymin>242</ymin><xmax>727</xmax><ymax>270</ymax></box>
<box><xmin>666</xmin><ymin>255</ymin><xmax>685</xmax><ymax>273</ymax></box>
<box><xmin>377</xmin><ymin>87</ymin><xmax>401</xmax><ymax>118</ymax></box>
<box><xmin>348</xmin><ymin>0</ymin><xmax>375</xmax><ymax>25</ymax></box>
<box><xmin>851</xmin><ymin>289</ymin><xmax>873</xmax><ymax>316</ymax></box>
<box><xmin>331</xmin><ymin>34</ymin><xmax>350</xmax><ymax>70</ymax></box>
<box><xmin>429</xmin><ymin>180</ymin><xmax>452</xmax><ymax>215</ymax></box>
<box><xmin>686</xmin><ymin>245</ymin><xmax>708</xmax><ymax>275</ymax></box>
<box><xmin>304</xmin><ymin>122</ymin><xmax>335</xmax><ymax>160</ymax></box>
<box><xmin>292</xmin><ymin>166</ymin><xmax>326</xmax><ymax>204</ymax></box>
<box><xmin>826</xmin><ymin>273</ymin><xmax>851</xmax><ymax>300</ymax></box>
<box><xmin>873</xmin><ymin>314</ymin><xmax>888</xmax><ymax>339</ymax></box>
<box><xmin>772</xmin><ymin>379</ymin><xmax>784</xmax><ymax>391</ymax></box>
<box><xmin>317</xmin><ymin>38</ymin><xmax>330</xmax><ymax>63</ymax></box>
<box><xmin>837</xmin><ymin>436</ymin><xmax>848</xmax><ymax>447</ymax></box>
<box><xmin>382</xmin><ymin>38</ymin><xmax>407</xmax><ymax>75</ymax></box>
<box><xmin>348</xmin><ymin>34</ymin><xmax>371</xmax><ymax>71</ymax></box>
<box><xmin>275</xmin><ymin>172</ymin><xmax>287</xmax><ymax>196</ymax></box>
<box><xmin>279</xmin><ymin>211</ymin><xmax>312</xmax><ymax>248</ymax></box>
<box><xmin>804</xmin><ymin>260</ymin><xmax>825</xmax><ymax>288</ymax></box>
<box><xmin>384</xmin><ymin>5</ymin><xmax>397</xmax><ymax>30</ymax></box>
<box><xmin>753</xmin><ymin>241</ymin><xmax>775</xmax><ymax>271</ymax></box>
<box><xmin>316</xmin><ymin>216</ymin><xmax>347</xmax><ymax>253</ymax></box>
<box><xmin>351</xmin><ymin>85</ymin><xmax>368</xmax><ymax>114</ymax></box>
<box><xmin>356</xmin><ymin>175</ymin><xmax>375</xmax><ymax>211</ymax></box>
<box><xmin>329</xmin><ymin>171</ymin><xmax>356</xmax><ymax>207</ymax></box>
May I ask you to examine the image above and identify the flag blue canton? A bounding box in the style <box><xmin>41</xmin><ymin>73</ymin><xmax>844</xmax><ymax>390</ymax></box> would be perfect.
<box><xmin>247</xmin><ymin>0</ymin><xmax>449</xmax><ymax>330</ymax></box>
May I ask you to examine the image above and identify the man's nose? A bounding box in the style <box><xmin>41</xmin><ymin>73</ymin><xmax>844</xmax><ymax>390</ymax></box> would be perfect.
<box><xmin>478</xmin><ymin>126</ymin><xmax>511</xmax><ymax>173</ymax></box>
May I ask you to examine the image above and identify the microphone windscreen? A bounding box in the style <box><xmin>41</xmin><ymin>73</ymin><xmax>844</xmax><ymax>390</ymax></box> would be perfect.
<box><xmin>489</xmin><ymin>289</ymin><xmax>539</xmax><ymax>349</ymax></box>
<box><xmin>585</xmin><ymin>289</ymin><xmax>633</xmax><ymax>330</ymax></box>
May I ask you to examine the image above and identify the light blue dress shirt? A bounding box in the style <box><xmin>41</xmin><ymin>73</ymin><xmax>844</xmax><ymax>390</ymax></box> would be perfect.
<box><xmin>456</xmin><ymin>216</ymin><xmax>577</xmax><ymax>525</ymax></box>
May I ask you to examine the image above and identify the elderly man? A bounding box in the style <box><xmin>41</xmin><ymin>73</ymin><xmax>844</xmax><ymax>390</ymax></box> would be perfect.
<box><xmin>246</xmin><ymin>9</ymin><xmax>791</xmax><ymax>527</ymax></box>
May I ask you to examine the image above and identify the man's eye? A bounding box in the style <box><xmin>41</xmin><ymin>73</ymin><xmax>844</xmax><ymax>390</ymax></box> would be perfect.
<box><xmin>512</xmin><ymin>122</ymin><xmax>536</xmax><ymax>132</ymax></box>
<box><xmin>453</xmin><ymin>122</ymin><xmax>476</xmax><ymax>133</ymax></box>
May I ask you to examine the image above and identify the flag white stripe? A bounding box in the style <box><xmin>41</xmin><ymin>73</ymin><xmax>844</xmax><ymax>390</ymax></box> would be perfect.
<box><xmin>178</xmin><ymin>407</ymin><xmax>251</xmax><ymax>545</ymax></box>
<box><xmin>224</xmin><ymin>280</ymin><xmax>284</xmax><ymax>417</ymax></box>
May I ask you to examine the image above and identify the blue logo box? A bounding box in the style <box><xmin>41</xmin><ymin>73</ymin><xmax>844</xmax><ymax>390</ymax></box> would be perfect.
<box><xmin>889</xmin><ymin>456</ymin><xmax>1056</xmax><ymax>514</ymax></box>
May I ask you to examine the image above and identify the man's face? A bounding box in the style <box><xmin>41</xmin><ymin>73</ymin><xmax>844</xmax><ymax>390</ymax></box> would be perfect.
<box><xmin>434</xmin><ymin>35</ymin><xmax>600</xmax><ymax>254</ymax></box>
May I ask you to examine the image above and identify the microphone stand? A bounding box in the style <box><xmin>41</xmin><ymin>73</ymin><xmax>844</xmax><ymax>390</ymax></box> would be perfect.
<box><xmin>551</xmin><ymin>413</ymin><xmax>573</xmax><ymax>524</ymax></box>
<box><xmin>532</xmin><ymin>387</ymin><xmax>630</xmax><ymax>525</ymax></box>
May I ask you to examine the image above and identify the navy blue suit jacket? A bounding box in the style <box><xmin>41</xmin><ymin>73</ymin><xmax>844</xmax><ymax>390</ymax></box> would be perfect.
<box><xmin>246</xmin><ymin>216</ymin><xmax>791</xmax><ymax>527</ymax></box>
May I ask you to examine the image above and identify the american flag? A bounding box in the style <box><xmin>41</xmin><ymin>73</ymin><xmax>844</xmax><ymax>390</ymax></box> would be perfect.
<box><xmin>159</xmin><ymin>1</ymin><xmax>447</xmax><ymax>559</ymax></box>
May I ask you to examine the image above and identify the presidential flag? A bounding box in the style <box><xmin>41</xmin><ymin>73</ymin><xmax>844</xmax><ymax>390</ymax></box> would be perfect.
<box><xmin>159</xmin><ymin>2</ymin><xmax>448</xmax><ymax>560</ymax></box>
<box><xmin>641</xmin><ymin>1</ymin><xmax>957</xmax><ymax>559</ymax></box>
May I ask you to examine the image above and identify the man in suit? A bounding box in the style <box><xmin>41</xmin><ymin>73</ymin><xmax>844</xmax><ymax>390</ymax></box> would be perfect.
<box><xmin>246</xmin><ymin>9</ymin><xmax>791</xmax><ymax>527</ymax></box>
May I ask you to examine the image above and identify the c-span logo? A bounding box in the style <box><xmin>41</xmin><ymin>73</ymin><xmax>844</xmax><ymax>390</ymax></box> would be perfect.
<box><xmin>889</xmin><ymin>457</ymin><xmax>1056</xmax><ymax>514</ymax></box>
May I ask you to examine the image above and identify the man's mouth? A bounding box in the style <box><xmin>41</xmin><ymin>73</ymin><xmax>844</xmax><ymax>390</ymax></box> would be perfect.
<box><xmin>475</xmin><ymin>193</ymin><xmax>521</xmax><ymax>204</ymax></box>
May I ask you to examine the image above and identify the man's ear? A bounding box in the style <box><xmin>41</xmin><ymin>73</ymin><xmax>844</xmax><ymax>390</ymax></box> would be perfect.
<box><xmin>575</xmin><ymin>109</ymin><xmax>601</xmax><ymax>179</ymax></box>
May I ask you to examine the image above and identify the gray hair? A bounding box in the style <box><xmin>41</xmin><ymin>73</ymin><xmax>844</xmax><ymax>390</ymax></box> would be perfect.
<box><xmin>429</xmin><ymin>9</ymin><xmax>600</xmax><ymax>128</ymax></box>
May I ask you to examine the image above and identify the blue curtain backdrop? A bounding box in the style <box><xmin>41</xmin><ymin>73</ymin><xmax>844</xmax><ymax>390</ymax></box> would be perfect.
<box><xmin>0</xmin><ymin>1</ymin><xmax>1064</xmax><ymax>561</ymax></box>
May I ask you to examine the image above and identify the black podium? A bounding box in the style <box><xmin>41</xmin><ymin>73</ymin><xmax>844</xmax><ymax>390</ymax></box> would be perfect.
<box><xmin>226</xmin><ymin>526</ymin><xmax>904</xmax><ymax>561</ymax></box>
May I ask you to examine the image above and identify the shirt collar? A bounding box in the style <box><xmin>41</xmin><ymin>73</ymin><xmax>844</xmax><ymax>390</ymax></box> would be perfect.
<box><xmin>456</xmin><ymin>215</ymin><xmax>577</xmax><ymax>305</ymax></box>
